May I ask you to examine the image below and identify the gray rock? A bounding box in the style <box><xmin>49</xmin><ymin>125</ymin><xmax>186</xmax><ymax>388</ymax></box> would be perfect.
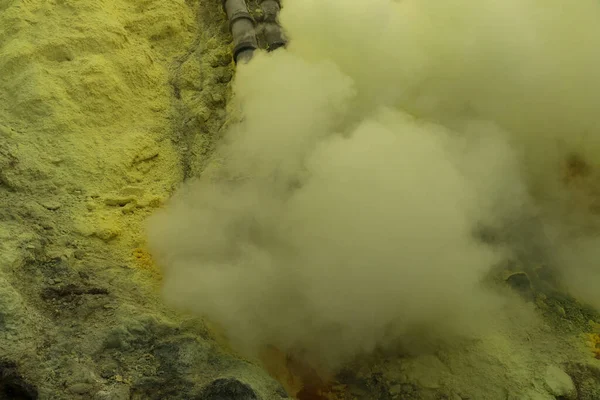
<box><xmin>543</xmin><ymin>365</ymin><xmax>576</xmax><ymax>398</ymax></box>
<box><xmin>68</xmin><ymin>383</ymin><xmax>94</xmax><ymax>394</ymax></box>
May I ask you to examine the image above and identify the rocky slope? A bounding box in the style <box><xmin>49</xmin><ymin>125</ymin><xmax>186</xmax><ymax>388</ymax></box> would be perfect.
<box><xmin>0</xmin><ymin>0</ymin><xmax>285</xmax><ymax>399</ymax></box>
<box><xmin>1</xmin><ymin>1</ymin><xmax>600</xmax><ymax>400</ymax></box>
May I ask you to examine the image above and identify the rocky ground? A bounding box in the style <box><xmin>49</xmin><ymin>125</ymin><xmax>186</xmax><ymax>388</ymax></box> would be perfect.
<box><xmin>1</xmin><ymin>1</ymin><xmax>600</xmax><ymax>399</ymax></box>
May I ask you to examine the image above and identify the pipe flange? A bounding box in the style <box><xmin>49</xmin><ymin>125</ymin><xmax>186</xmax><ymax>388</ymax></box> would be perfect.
<box><xmin>229</xmin><ymin>10</ymin><xmax>255</xmax><ymax>27</ymax></box>
<box><xmin>233</xmin><ymin>41</ymin><xmax>258</xmax><ymax>63</ymax></box>
<box><xmin>267</xmin><ymin>40</ymin><xmax>286</xmax><ymax>52</ymax></box>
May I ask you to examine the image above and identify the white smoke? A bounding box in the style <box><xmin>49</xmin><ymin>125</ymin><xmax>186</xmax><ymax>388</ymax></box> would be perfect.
<box><xmin>148</xmin><ymin>0</ymin><xmax>600</xmax><ymax>372</ymax></box>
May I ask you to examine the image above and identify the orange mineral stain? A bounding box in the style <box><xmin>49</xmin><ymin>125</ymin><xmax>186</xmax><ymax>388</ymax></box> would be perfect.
<box><xmin>259</xmin><ymin>346</ymin><xmax>348</xmax><ymax>400</ymax></box>
<box><xmin>132</xmin><ymin>247</ymin><xmax>162</xmax><ymax>280</ymax></box>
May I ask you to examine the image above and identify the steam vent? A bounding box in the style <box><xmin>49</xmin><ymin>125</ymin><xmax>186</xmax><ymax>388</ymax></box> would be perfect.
<box><xmin>2</xmin><ymin>0</ymin><xmax>600</xmax><ymax>399</ymax></box>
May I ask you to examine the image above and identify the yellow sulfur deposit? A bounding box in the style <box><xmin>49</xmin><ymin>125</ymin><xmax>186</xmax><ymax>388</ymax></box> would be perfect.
<box><xmin>585</xmin><ymin>322</ymin><xmax>600</xmax><ymax>359</ymax></box>
<box><xmin>585</xmin><ymin>333</ymin><xmax>600</xmax><ymax>359</ymax></box>
<box><xmin>1</xmin><ymin>0</ymin><xmax>233</xmax><ymax>288</ymax></box>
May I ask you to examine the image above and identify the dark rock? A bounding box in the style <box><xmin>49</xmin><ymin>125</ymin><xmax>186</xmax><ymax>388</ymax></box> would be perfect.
<box><xmin>275</xmin><ymin>384</ymin><xmax>289</xmax><ymax>398</ymax></box>
<box><xmin>130</xmin><ymin>376</ymin><xmax>195</xmax><ymax>400</ymax></box>
<box><xmin>505</xmin><ymin>272</ymin><xmax>533</xmax><ymax>299</ymax></box>
<box><xmin>564</xmin><ymin>362</ymin><xmax>600</xmax><ymax>400</ymax></box>
<box><xmin>0</xmin><ymin>360</ymin><xmax>38</xmax><ymax>400</ymax></box>
<box><xmin>197</xmin><ymin>378</ymin><xmax>258</xmax><ymax>400</ymax></box>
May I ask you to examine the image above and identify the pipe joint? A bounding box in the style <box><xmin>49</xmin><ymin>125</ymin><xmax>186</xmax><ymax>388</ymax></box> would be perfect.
<box><xmin>263</xmin><ymin>24</ymin><xmax>286</xmax><ymax>51</ymax></box>
<box><xmin>258</xmin><ymin>0</ymin><xmax>287</xmax><ymax>51</ymax></box>
<box><xmin>223</xmin><ymin>0</ymin><xmax>259</xmax><ymax>63</ymax></box>
<box><xmin>228</xmin><ymin>9</ymin><xmax>254</xmax><ymax>28</ymax></box>
<box><xmin>233</xmin><ymin>41</ymin><xmax>257</xmax><ymax>64</ymax></box>
<box><xmin>259</xmin><ymin>0</ymin><xmax>281</xmax><ymax>23</ymax></box>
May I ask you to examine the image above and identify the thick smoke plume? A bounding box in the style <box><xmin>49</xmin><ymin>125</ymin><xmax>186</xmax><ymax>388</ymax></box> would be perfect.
<box><xmin>148</xmin><ymin>0</ymin><xmax>600</xmax><ymax>372</ymax></box>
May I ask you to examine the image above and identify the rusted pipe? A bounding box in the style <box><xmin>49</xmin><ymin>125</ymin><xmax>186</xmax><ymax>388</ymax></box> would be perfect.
<box><xmin>258</xmin><ymin>0</ymin><xmax>287</xmax><ymax>51</ymax></box>
<box><xmin>222</xmin><ymin>0</ymin><xmax>259</xmax><ymax>64</ymax></box>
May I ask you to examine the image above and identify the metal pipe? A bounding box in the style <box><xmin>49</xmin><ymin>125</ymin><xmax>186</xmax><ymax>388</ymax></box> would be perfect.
<box><xmin>258</xmin><ymin>0</ymin><xmax>287</xmax><ymax>51</ymax></box>
<box><xmin>222</xmin><ymin>0</ymin><xmax>259</xmax><ymax>64</ymax></box>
